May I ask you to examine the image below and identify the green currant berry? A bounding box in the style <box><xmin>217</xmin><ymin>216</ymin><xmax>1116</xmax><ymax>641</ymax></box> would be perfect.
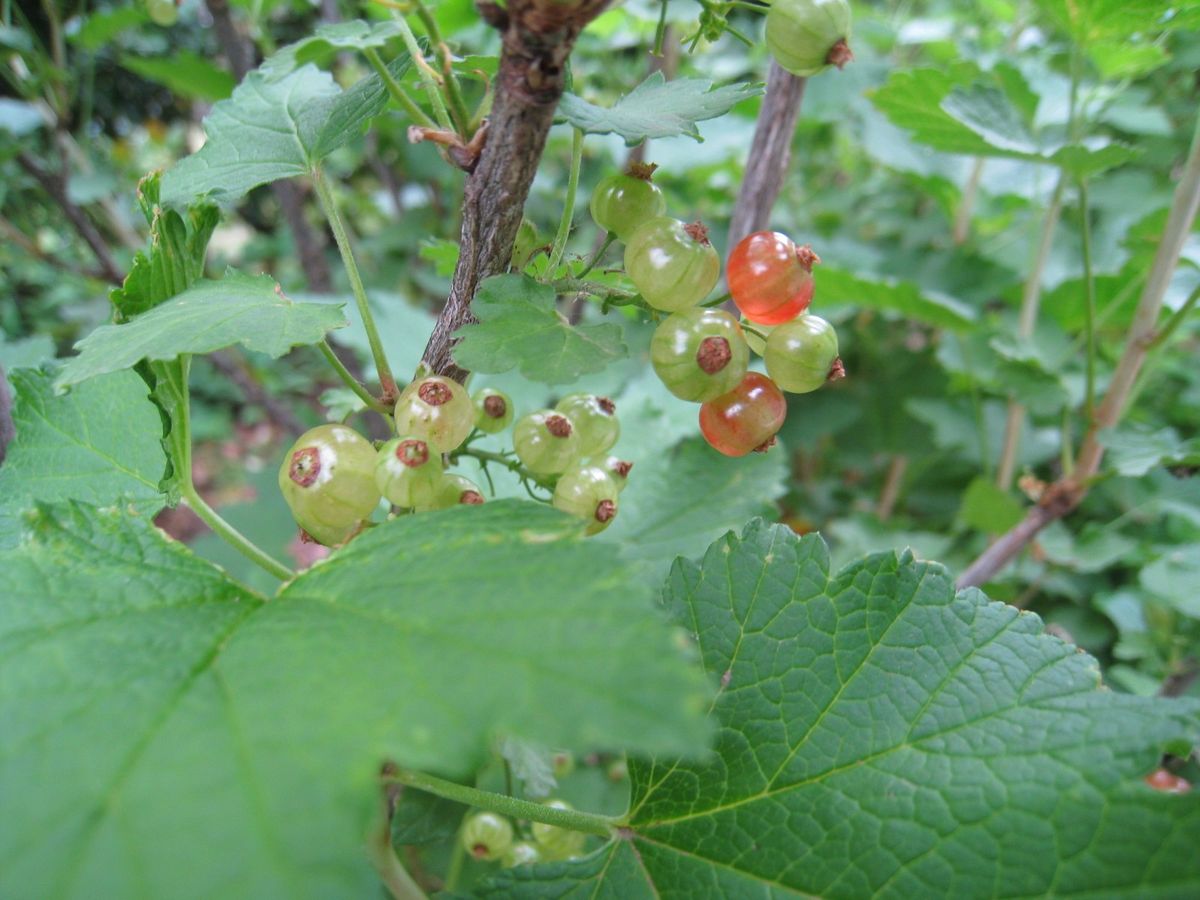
<box><xmin>473</xmin><ymin>388</ymin><xmax>514</xmax><ymax>434</ymax></box>
<box><xmin>555</xmin><ymin>393</ymin><xmax>619</xmax><ymax>457</ymax></box>
<box><xmin>764</xmin><ymin>314</ymin><xmax>842</xmax><ymax>393</ymax></box>
<box><xmin>461</xmin><ymin>812</ymin><xmax>514</xmax><ymax>862</ymax></box>
<box><xmin>551</xmin><ymin>751</ymin><xmax>575</xmax><ymax>779</ymax></box>
<box><xmin>394</xmin><ymin>376</ymin><xmax>474</xmax><ymax>451</ymax></box>
<box><xmin>624</xmin><ymin>217</ymin><xmax>721</xmax><ymax>312</ymax></box>
<box><xmin>766</xmin><ymin>0</ymin><xmax>853</xmax><ymax>77</ymax></box>
<box><xmin>146</xmin><ymin>0</ymin><xmax>179</xmax><ymax>27</ymax></box>
<box><xmin>375</xmin><ymin>437</ymin><xmax>444</xmax><ymax>508</ymax></box>
<box><xmin>607</xmin><ymin>758</ymin><xmax>629</xmax><ymax>782</ymax></box>
<box><xmin>651</xmin><ymin>308</ymin><xmax>750</xmax><ymax>402</ymax></box>
<box><xmin>588</xmin><ymin>455</ymin><xmax>633</xmax><ymax>492</ymax></box>
<box><xmin>590</xmin><ymin>162</ymin><xmax>667</xmax><ymax>241</ymax></box>
<box><xmin>278</xmin><ymin>425</ymin><xmax>381</xmax><ymax>546</ymax></box>
<box><xmin>513</xmin><ymin>410</ymin><xmax>581</xmax><ymax>475</ymax></box>
<box><xmin>552</xmin><ymin>465</ymin><xmax>619</xmax><ymax>535</ymax></box>
<box><xmin>416</xmin><ymin>473</ymin><xmax>485</xmax><ymax>512</ymax></box>
<box><xmin>531</xmin><ymin>800</ymin><xmax>586</xmax><ymax>860</ymax></box>
<box><xmin>502</xmin><ymin>841</ymin><xmax>542</xmax><ymax>868</ymax></box>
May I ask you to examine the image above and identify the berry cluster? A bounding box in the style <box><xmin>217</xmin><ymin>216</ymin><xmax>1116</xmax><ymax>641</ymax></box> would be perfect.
<box><xmin>459</xmin><ymin>799</ymin><xmax>587</xmax><ymax>869</ymax></box>
<box><xmin>278</xmin><ymin>378</ymin><xmax>631</xmax><ymax>545</ymax></box>
<box><xmin>589</xmin><ymin>168</ymin><xmax>844</xmax><ymax>457</ymax></box>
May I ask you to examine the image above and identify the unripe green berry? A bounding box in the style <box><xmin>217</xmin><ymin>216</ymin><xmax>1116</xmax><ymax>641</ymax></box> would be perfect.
<box><xmin>513</xmin><ymin>410</ymin><xmax>581</xmax><ymax>475</ymax></box>
<box><xmin>461</xmin><ymin>812</ymin><xmax>514</xmax><ymax>862</ymax></box>
<box><xmin>394</xmin><ymin>376</ymin><xmax>474</xmax><ymax>450</ymax></box>
<box><xmin>375</xmin><ymin>437</ymin><xmax>444</xmax><ymax>508</ymax></box>
<box><xmin>553</xmin><ymin>465</ymin><xmax>619</xmax><ymax>535</ymax></box>
<box><xmin>764</xmin><ymin>314</ymin><xmax>842</xmax><ymax>394</ymax></box>
<box><xmin>278</xmin><ymin>424</ymin><xmax>380</xmax><ymax>546</ymax></box>
<box><xmin>555</xmin><ymin>393</ymin><xmax>619</xmax><ymax>457</ymax></box>
<box><xmin>473</xmin><ymin>388</ymin><xmax>514</xmax><ymax>434</ymax></box>
<box><xmin>415</xmin><ymin>473</ymin><xmax>485</xmax><ymax>512</ymax></box>
<box><xmin>502</xmin><ymin>841</ymin><xmax>542</xmax><ymax>867</ymax></box>
<box><xmin>531</xmin><ymin>800</ymin><xmax>586</xmax><ymax>860</ymax></box>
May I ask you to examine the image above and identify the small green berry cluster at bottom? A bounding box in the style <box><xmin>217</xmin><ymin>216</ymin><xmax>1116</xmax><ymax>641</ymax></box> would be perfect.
<box><xmin>460</xmin><ymin>799</ymin><xmax>587</xmax><ymax>869</ymax></box>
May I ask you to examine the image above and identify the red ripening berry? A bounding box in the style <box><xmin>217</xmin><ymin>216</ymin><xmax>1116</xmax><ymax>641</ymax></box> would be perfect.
<box><xmin>728</xmin><ymin>231</ymin><xmax>820</xmax><ymax>326</ymax></box>
<box><xmin>1145</xmin><ymin>768</ymin><xmax>1190</xmax><ymax>794</ymax></box>
<box><xmin>699</xmin><ymin>372</ymin><xmax>787</xmax><ymax>457</ymax></box>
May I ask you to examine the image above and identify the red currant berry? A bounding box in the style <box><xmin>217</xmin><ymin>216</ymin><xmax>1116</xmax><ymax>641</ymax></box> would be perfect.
<box><xmin>624</xmin><ymin>218</ymin><xmax>721</xmax><ymax>312</ymax></box>
<box><xmin>278</xmin><ymin>425</ymin><xmax>380</xmax><ymax>546</ymax></box>
<box><xmin>394</xmin><ymin>375</ymin><xmax>474</xmax><ymax>450</ymax></box>
<box><xmin>651</xmin><ymin>308</ymin><xmax>749</xmax><ymax>402</ymax></box>
<box><xmin>1145</xmin><ymin>768</ymin><xmax>1190</xmax><ymax>794</ymax></box>
<box><xmin>699</xmin><ymin>372</ymin><xmax>787</xmax><ymax>457</ymax></box>
<box><xmin>764</xmin><ymin>314</ymin><xmax>842</xmax><ymax>393</ymax></box>
<box><xmin>728</xmin><ymin>232</ymin><xmax>820</xmax><ymax>325</ymax></box>
<box><xmin>590</xmin><ymin>162</ymin><xmax>667</xmax><ymax>241</ymax></box>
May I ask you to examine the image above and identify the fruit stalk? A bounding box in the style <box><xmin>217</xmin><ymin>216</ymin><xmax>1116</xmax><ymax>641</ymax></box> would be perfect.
<box><xmin>385</xmin><ymin>767</ymin><xmax>617</xmax><ymax>837</ymax></box>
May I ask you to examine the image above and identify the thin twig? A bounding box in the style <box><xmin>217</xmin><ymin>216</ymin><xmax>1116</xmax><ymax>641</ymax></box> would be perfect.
<box><xmin>0</xmin><ymin>364</ymin><xmax>14</xmax><ymax>468</ymax></box>
<box><xmin>208</xmin><ymin>349</ymin><xmax>307</xmax><ymax>434</ymax></box>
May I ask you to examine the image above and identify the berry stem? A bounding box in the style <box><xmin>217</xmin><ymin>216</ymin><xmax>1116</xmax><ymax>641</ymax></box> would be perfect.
<box><xmin>407</xmin><ymin>0</ymin><xmax>473</xmax><ymax>136</ymax></box>
<box><xmin>183</xmin><ymin>484</ymin><xmax>294</xmax><ymax>581</ymax></box>
<box><xmin>363</xmin><ymin>47</ymin><xmax>438</xmax><ymax>130</ymax></box>
<box><xmin>547</xmin><ymin>127</ymin><xmax>585</xmax><ymax>274</ymax></box>
<box><xmin>386</xmin><ymin>6</ymin><xmax>456</xmax><ymax>133</ymax></box>
<box><xmin>368</xmin><ymin>799</ymin><xmax>429</xmax><ymax>900</ymax></box>
<box><xmin>319</xmin><ymin>340</ymin><xmax>391</xmax><ymax>414</ymax></box>
<box><xmin>313</xmin><ymin>167</ymin><xmax>400</xmax><ymax>402</ymax></box>
<box><xmin>577</xmin><ymin>232</ymin><xmax>616</xmax><ymax>278</ymax></box>
<box><xmin>384</xmin><ymin>768</ymin><xmax>618</xmax><ymax>838</ymax></box>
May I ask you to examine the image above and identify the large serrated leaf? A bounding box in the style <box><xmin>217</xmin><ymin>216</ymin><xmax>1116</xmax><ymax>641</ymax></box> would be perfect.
<box><xmin>260</xmin><ymin>19</ymin><xmax>403</xmax><ymax>80</ymax></box>
<box><xmin>558</xmin><ymin>73</ymin><xmax>762</xmax><ymax>145</ymax></box>
<box><xmin>819</xmin><ymin>265</ymin><xmax>976</xmax><ymax>330</ymax></box>
<box><xmin>56</xmin><ymin>273</ymin><xmax>347</xmax><ymax>389</ymax></box>
<box><xmin>452</xmin><ymin>275</ymin><xmax>627</xmax><ymax>385</ymax></box>
<box><xmin>0</xmin><ymin>501</ymin><xmax>711</xmax><ymax>900</ymax></box>
<box><xmin>480</xmin><ymin>521</ymin><xmax>1200</xmax><ymax>897</ymax></box>
<box><xmin>0</xmin><ymin>369</ymin><xmax>166</xmax><ymax>548</ymax></box>
<box><xmin>160</xmin><ymin>57</ymin><xmax>409</xmax><ymax>206</ymax></box>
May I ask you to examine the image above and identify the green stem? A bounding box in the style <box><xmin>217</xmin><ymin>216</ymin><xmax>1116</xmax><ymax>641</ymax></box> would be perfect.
<box><xmin>312</xmin><ymin>167</ymin><xmax>399</xmax><ymax>401</ymax></box>
<box><xmin>577</xmin><ymin>232</ymin><xmax>616</xmax><ymax>278</ymax></box>
<box><xmin>553</xmin><ymin>278</ymin><xmax>637</xmax><ymax>300</ymax></box>
<box><xmin>1145</xmin><ymin>283</ymin><xmax>1200</xmax><ymax>350</ymax></box>
<box><xmin>170</xmin><ymin>356</ymin><xmax>293</xmax><ymax>581</ymax></box>
<box><xmin>369</xmin><ymin>812</ymin><xmax>428</xmax><ymax>900</ymax></box>
<box><xmin>386</xmin><ymin>768</ymin><xmax>617</xmax><ymax>838</ymax></box>
<box><xmin>1078</xmin><ymin>179</ymin><xmax>1097</xmax><ymax>422</ymax></box>
<box><xmin>451</xmin><ymin>446</ymin><xmax>546</xmax><ymax>486</ymax></box>
<box><xmin>547</xmin><ymin>128</ymin><xmax>584</xmax><ymax>274</ymax></box>
<box><xmin>390</xmin><ymin>11</ymin><xmax>455</xmax><ymax>133</ymax></box>
<box><xmin>443</xmin><ymin>814</ymin><xmax>468</xmax><ymax>890</ymax></box>
<box><xmin>319</xmin><ymin>340</ymin><xmax>390</xmax><ymax>414</ymax></box>
<box><xmin>653</xmin><ymin>0</ymin><xmax>669</xmax><ymax>56</ymax></box>
<box><xmin>364</xmin><ymin>47</ymin><xmax>437</xmax><ymax>129</ymax></box>
<box><xmin>410</xmin><ymin>0</ymin><xmax>472</xmax><ymax>135</ymax></box>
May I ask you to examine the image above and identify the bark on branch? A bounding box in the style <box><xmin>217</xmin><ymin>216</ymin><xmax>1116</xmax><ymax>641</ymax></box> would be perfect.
<box><xmin>421</xmin><ymin>0</ymin><xmax>611</xmax><ymax>382</ymax></box>
<box><xmin>727</xmin><ymin>61</ymin><xmax>807</xmax><ymax>248</ymax></box>
<box><xmin>957</xmin><ymin>116</ymin><xmax>1200</xmax><ymax>589</ymax></box>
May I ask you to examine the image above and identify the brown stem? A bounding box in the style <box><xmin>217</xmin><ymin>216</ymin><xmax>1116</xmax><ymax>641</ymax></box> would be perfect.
<box><xmin>16</xmin><ymin>151</ymin><xmax>125</xmax><ymax>285</ymax></box>
<box><xmin>0</xmin><ymin>215</ymin><xmax>116</xmax><ymax>283</ymax></box>
<box><xmin>726</xmin><ymin>61</ymin><xmax>807</xmax><ymax>249</ymax></box>
<box><xmin>0</xmin><ymin>365</ymin><xmax>14</xmax><ymax>468</ymax></box>
<box><xmin>208</xmin><ymin>350</ymin><xmax>307</xmax><ymax>435</ymax></box>
<box><xmin>421</xmin><ymin>0</ymin><xmax>612</xmax><ymax>382</ymax></box>
<box><xmin>875</xmin><ymin>455</ymin><xmax>908</xmax><ymax>521</ymax></box>
<box><xmin>204</xmin><ymin>0</ymin><xmax>333</xmax><ymax>293</ymax></box>
<box><xmin>957</xmin><ymin>115</ymin><xmax>1200</xmax><ymax>590</ymax></box>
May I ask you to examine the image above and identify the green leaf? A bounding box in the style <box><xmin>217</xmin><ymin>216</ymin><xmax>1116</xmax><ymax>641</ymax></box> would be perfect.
<box><xmin>601</xmin><ymin>436</ymin><xmax>787</xmax><ymax>582</ymax></box>
<box><xmin>452</xmin><ymin>275</ymin><xmax>627</xmax><ymax>385</ymax></box>
<box><xmin>498</xmin><ymin>736</ymin><xmax>558</xmax><ymax>799</ymax></box>
<box><xmin>161</xmin><ymin>61</ymin><xmax>407</xmax><ymax>206</ymax></box>
<box><xmin>957</xmin><ymin>476</ymin><xmax>1025</xmax><ymax>534</ymax></box>
<box><xmin>1141</xmin><ymin>547</ymin><xmax>1200</xmax><ymax>619</ymax></box>
<box><xmin>0</xmin><ymin>98</ymin><xmax>42</xmax><ymax>136</ymax></box>
<box><xmin>111</xmin><ymin>172</ymin><xmax>220</xmax><ymax>321</ymax></box>
<box><xmin>819</xmin><ymin>265</ymin><xmax>977</xmax><ymax>330</ymax></box>
<box><xmin>260</xmin><ymin>19</ymin><xmax>403</xmax><ymax>79</ymax></box>
<box><xmin>1034</xmin><ymin>0</ymin><xmax>1196</xmax><ymax>46</ymax></box>
<box><xmin>558</xmin><ymin>73</ymin><xmax>762</xmax><ymax>145</ymax></box>
<box><xmin>0</xmin><ymin>501</ymin><xmax>710</xmax><ymax>899</ymax></box>
<box><xmin>871</xmin><ymin>65</ymin><xmax>1137</xmax><ymax>177</ymax></box>
<box><xmin>69</xmin><ymin>5</ymin><xmax>149</xmax><ymax>49</ymax></box>
<box><xmin>119</xmin><ymin>52</ymin><xmax>236</xmax><ymax>102</ymax></box>
<box><xmin>0</xmin><ymin>370</ymin><xmax>166</xmax><ymax>548</ymax></box>
<box><xmin>481</xmin><ymin>522</ymin><xmax>1200</xmax><ymax>897</ymax></box>
<box><xmin>56</xmin><ymin>273</ymin><xmax>348</xmax><ymax>389</ymax></box>
<box><xmin>1099</xmin><ymin>424</ymin><xmax>1200</xmax><ymax>477</ymax></box>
